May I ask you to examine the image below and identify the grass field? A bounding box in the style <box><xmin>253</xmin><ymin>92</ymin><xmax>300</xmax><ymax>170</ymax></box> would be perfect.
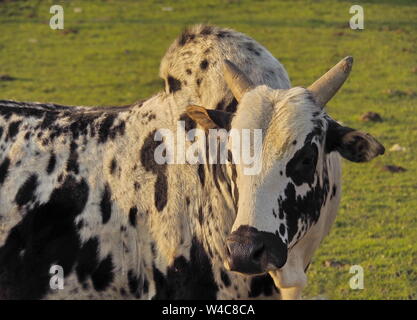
<box><xmin>0</xmin><ymin>0</ymin><xmax>416</xmax><ymax>299</ymax></box>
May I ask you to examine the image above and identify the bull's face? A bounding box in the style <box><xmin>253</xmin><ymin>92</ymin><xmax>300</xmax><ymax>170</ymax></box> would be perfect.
<box><xmin>226</xmin><ymin>87</ymin><xmax>326</xmax><ymax>274</ymax></box>
<box><xmin>187</xmin><ymin>58</ymin><xmax>385</xmax><ymax>275</ymax></box>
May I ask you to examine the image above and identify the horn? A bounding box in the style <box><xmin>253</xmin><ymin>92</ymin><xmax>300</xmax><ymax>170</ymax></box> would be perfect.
<box><xmin>308</xmin><ymin>56</ymin><xmax>353</xmax><ymax>108</ymax></box>
<box><xmin>223</xmin><ymin>59</ymin><xmax>254</xmax><ymax>102</ymax></box>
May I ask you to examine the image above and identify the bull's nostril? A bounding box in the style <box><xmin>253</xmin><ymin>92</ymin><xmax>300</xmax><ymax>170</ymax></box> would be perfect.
<box><xmin>251</xmin><ymin>244</ymin><xmax>265</xmax><ymax>262</ymax></box>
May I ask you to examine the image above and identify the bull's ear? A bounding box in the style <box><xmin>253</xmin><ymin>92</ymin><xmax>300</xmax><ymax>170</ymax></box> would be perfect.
<box><xmin>326</xmin><ymin>121</ymin><xmax>385</xmax><ymax>162</ymax></box>
<box><xmin>186</xmin><ymin>105</ymin><xmax>233</xmax><ymax>131</ymax></box>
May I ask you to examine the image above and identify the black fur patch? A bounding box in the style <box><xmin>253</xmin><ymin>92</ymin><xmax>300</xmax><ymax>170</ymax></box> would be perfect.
<box><xmin>216</xmin><ymin>99</ymin><xmax>225</xmax><ymax>110</ymax></box>
<box><xmin>197</xmin><ymin>164</ymin><xmax>205</xmax><ymax>186</ymax></box>
<box><xmin>134</xmin><ymin>182</ymin><xmax>140</xmax><ymax>191</ymax></box>
<box><xmin>41</xmin><ymin>111</ymin><xmax>59</xmax><ymax>129</ymax></box>
<box><xmin>216</xmin><ymin>31</ymin><xmax>230</xmax><ymax>38</ymax></box>
<box><xmin>200</xmin><ymin>25</ymin><xmax>213</xmax><ymax>35</ymax></box>
<box><xmin>151</xmin><ymin>237</ymin><xmax>218</xmax><ymax>299</ymax></box>
<box><xmin>66</xmin><ymin>142</ymin><xmax>79</xmax><ymax>174</ymax></box>
<box><xmin>140</xmin><ymin>130</ymin><xmax>168</xmax><ymax>212</ymax></box>
<box><xmin>220</xmin><ymin>270</ymin><xmax>231</xmax><ymax>287</ymax></box>
<box><xmin>109</xmin><ymin>120</ymin><xmax>126</xmax><ymax>140</ymax></box>
<box><xmin>0</xmin><ymin>157</ymin><xmax>11</xmax><ymax>185</ymax></box>
<box><xmin>15</xmin><ymin>174</ymin><xmax>38</xmax><ymax>206</ymax></box>
<box><xmin>7</xmin><ymin>121</ymin><xmax>22</xmax><ymax>140</ymax></box>
<box><xmin>143</xmin><ymin>277</ymin><xmax>149</xmax><ymax>294</ymax></box>
<box><xmin>76</xmin><ymin>237</ymin><xmax>99</xmax><ymax>283</ymax></box>
<box><xmin>98</xmin><ymin>113</ymin><xmax>117</xmax><ymax>143</ymax></box>
<box><xmin>279</xmin><ymin>224</ymin><xmax>285</xmax><ymax>236</ymax></box>
<box><xmin>167</xmin><ymin>75</ymin><xmax>182</xmax><ymax>93</ymax></box>
<box><xmin>66</xmin><ymin>112</ymin><xmax>100</xmax><ymax>140</ymax></box>
<box><xmin>141</xmin><ymin>111</ymin><xmax>156</xmax><ymax>124</ymax></box>
<box><xmin>140</xmin><ymin>130</ymin><xmax>161</xmax><ymax>173</ymax></box>
<box><xmin>198</xmin><ymin>207</ymin><xmax>204</xmax><ymax>225</ymax></box>
<box><xmin>0</xmin><ymin>175</ymin><xmax>89</xmax><ymax>299</ymax></box>
<box><xmin>154</xmin><ymin>174</ymin><xmax>168</xmax><ymax>212</ymax></box>
<box><xmin>225</xmin><ymin>98</ymin><xmax>238</xmax><ymax>113</ymax></box>
<box><xmin>200</xmin><ymin>59</ymin><xmax>209</xmax><ymax>70</ymax></box>
<box><xmin>110</xmin><ymin>158</ymin><xmax>117</xmax><ymax>175</ymax></box>
<box><xmin>127</xmin><ymin>270</ymin><xmax>142</xmax><ymax>298</ymax></box>
<box><xmin>206</xmin><ymin>109</ymin><xmax>233</xmax><ymax>130</ymax></box>
<box><xmin>286</xmin><ymin>132</ymin><xmax>318</xmax><ymax>186</ymax></box>
<box><xmin>129</xmin><ymin>207</ymin><xmax>138</xmax><ymax>227</ymax></box>
<box><xmin>100</xmin><ymin>184</ymin><xmax>112</xmax><ymax>224</ymax></box>
<box><xmin>248</xmin><ymin>274</ymin><xmax>277</xmax><ymax>297</ymax></box>
<box><xmin>91</xmin><ymin>255</ymin><xmax>114</xmax><ymax>291</ymax></box>
<box><xmin>178</xmin><ymin>30</ymin><xmax>196</xmax><ymax>46</ymax></box>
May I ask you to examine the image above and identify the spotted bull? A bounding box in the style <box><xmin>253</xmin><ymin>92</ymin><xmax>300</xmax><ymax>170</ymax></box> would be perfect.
<box><xmin>185</xmin><ymin>57</ymin><xmax>384</xmax><ymax>299</ymax></box>
<box><xmin>0</xmin><ymin>25</ymin><xmax>384</xmax><ymax>300</ymax></box>
<box><xmin>0</xmin><ymin>25</ymin><xmax>293</xmax><ymax>300</ymax></box>
<box><xmin>160</xmin><ymin>25</ymin><xmax>383</xmax><ymax>299</ymax></box>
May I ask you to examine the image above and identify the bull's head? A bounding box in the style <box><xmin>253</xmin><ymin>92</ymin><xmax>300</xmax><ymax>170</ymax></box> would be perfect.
<box><xmin>186</xmin><ymin>57</ymin><xmax>384</xmax><ymax>276</ymax></box>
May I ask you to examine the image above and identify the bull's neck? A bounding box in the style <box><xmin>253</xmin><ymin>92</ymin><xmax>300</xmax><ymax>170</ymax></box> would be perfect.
<box><xmin>195</xmin><ymin>147</ymin><xmax>238</xmax><ymax>263</ymax></box>
<box><xmin>119</xmin><ymin>94</ymin><xmax>238</xmax><ymax>268</ymax></box>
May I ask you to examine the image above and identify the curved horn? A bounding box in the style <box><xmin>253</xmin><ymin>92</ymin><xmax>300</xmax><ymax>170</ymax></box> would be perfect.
<box><xmin>308</xmin><ymin>56</ymin><xmax>353</xmax><ymax>108</ymax></box>
<box><xmin>223</xmin><ymin>59</ymin><xmax>254</xmax><ymax>102</ymax></box>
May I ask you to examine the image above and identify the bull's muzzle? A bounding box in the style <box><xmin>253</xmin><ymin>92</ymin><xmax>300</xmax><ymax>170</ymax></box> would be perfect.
<box><xmin>225</xmin><ymin>225</ymin><xmax>287</xmax><ymax>274</ymax></box>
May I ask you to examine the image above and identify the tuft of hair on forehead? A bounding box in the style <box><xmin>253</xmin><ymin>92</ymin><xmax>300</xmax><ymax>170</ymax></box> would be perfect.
<box><xmin>228</xmin><ymin>86</ymin><xmax>324</xmax><ymax>177</ymax></box>
<box><xmin>232</xmin><ymin>86</ymin><xmax>321</xmax><ymax>138</ymax></box>
<box><xmin>263</xmin><ymin>87</ymin><xmax>324</xmax><ymax>160</ymax></box>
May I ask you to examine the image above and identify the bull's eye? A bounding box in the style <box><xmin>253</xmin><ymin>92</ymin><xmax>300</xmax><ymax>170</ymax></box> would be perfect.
<box><xmin>286</xmin><ymin>143</ymin><xmax>319</xmax><ymax>186</ymax></box>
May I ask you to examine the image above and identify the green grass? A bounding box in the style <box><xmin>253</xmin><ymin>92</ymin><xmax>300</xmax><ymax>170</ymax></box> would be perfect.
<box><xmin>1</xmin><ymin>0</ymin><xmax>416</xmax><ymax>300</ymax></box>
